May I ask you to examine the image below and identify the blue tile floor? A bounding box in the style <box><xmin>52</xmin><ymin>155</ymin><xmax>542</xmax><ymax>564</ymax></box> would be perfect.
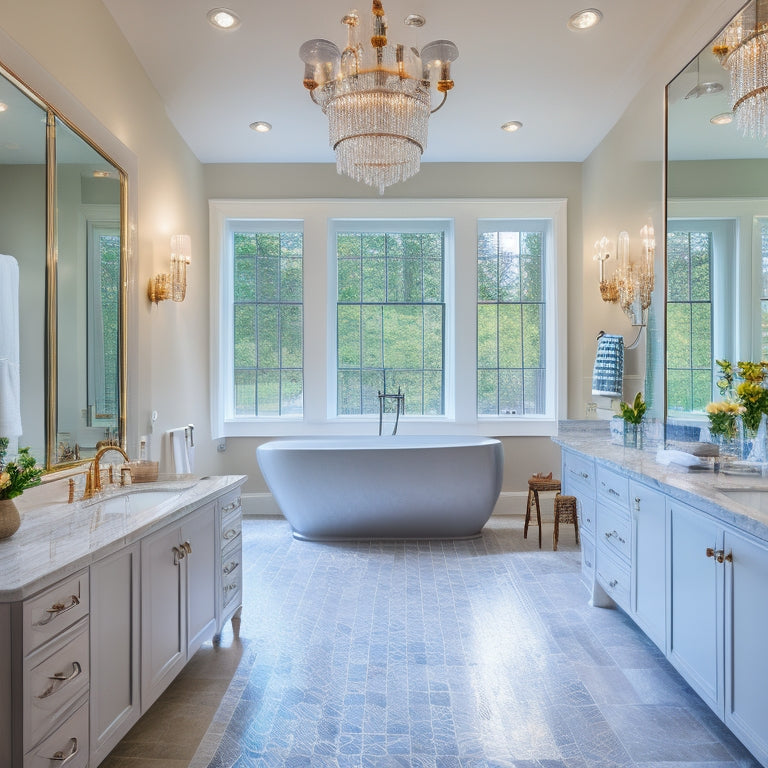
<box><xmin>161</xmin><ymin>517</ymin><xmax>764</xmax><ymax>767</ymax></box>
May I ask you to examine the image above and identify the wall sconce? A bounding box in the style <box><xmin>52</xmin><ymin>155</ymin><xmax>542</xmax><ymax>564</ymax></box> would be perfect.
<box><xmin>148</xmin><ymin>234</ymin><xmax>191</xmax><ymax>303</ymax></box>
<box><xmin>594</xmin><ymin>225</ymin><xmax>655</xmax><ymax>348</ymax></box>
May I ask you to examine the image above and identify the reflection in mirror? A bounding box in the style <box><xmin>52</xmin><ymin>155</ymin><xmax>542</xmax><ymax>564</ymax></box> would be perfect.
<box><xmin>0</xmin><ymin>73</ymin><xmax>47</xmax><ymax>465</ymax></box>
<box><xmin>666</xmin><ymin>1</ymin><xmax>768</xmax><ymax>441</ymax></box>
<box><xmin>54</xmin><ymin>117</ymin><xmax>121</xmax><ymax>464</ymax></box>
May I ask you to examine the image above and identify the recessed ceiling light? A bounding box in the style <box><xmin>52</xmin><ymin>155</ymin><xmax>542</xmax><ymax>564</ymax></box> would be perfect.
<box><xmin>250</xmin><ymin>121</ymin><xmax>272</xmax><ymax>133</ymax></box>
<box><xmin>404</xmin><ymin>13</ymin><xmax>426</xmax><ymax>27</ymax></box>
<box><xmin>0</xmin><ymin>102</ymin><xmax>8</xmax><ymax>112</ymax></box>
<box><xmin>207</xmin><ymin>8</ymin><xmax>241</xmax><ymax>30</ymax></box>
<box><xmin>501</xmin><ymin>121</ymin><xmax>523</xmax><ymax>132</ymax></box>
<box><xmin>710</xmin><ymin>112</ymin><xmax>734</xmax><ymax>125</ymax></box>
<box><xmin>567</xmin><ymin>8</ymin><xmax>603</xmax><ymax>31</ymax></box>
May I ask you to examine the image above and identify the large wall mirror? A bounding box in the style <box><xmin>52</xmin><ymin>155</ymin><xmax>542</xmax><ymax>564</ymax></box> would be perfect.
<box><xmin>666</xmin><ymin>0</ymin><xmax>768</xmax><ymax>434</ymax></box>
<box><xmin>0</xmin><ymin>63</ymin><xmax>126</xmax><ymax>470</ymax></box>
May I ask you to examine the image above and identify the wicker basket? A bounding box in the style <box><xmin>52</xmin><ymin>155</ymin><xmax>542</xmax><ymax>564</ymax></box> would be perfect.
<box><xmin>127</xmin><ymin>461</ymin><xmax>159</xmax><ymax>483</ymax></box>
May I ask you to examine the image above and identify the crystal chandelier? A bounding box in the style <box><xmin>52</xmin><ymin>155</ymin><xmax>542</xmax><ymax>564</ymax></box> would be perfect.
<box><xmin>713</xmin><ymin>0</ymin><xmax>768</xmax><ymax>139</ymax></box>
<box><xmin>300</xmin><ymin>0</ymin><xmax>458</xmax><ymax>194</ymax></box>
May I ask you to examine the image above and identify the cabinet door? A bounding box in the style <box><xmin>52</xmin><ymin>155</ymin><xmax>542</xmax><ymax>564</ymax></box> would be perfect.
<box><xmin>90</xmin><ymin>543</ymin><xmax>140</xmax><ymax>764</ymax></box>
<box><xmin>184</xmin><ymin>504</ymin><xmax>217</xmax><ymax>656</ymax></box>
<box><xmin>668</xmin><ymin>500</ymin><xmax>723</xmax><ymax>713</ymax></box>
<box><xmin>140</xmin><ymin>522</ymin><xmax>186</xmax><ymax>713</ymax></box>
<box><xmin>630</xmin><ymin>480</ymin><xmax>666</xmax><ymax>651</ymax></box>
<box><xmin>725</xmin><ymin>529</ymin><xmax>768</xmax><ymax>765</ymax></box>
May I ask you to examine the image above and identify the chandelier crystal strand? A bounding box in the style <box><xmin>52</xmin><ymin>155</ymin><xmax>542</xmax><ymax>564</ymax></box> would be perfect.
<box><xmin>300</xmin><ymin>1</ymin><xmax>457</xmax><ymax>193</ymax></box>
<box><xmin>713</xmin><ymin>0</ymin><xmax>768</xmax><ymax>139</ymax></box>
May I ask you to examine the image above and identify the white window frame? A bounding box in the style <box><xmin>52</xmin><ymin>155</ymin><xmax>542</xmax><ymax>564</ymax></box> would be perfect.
<box><xmin>210</xmin><ymin>198</ymin><xmax>567</xmax><ymax>438</ymax></box>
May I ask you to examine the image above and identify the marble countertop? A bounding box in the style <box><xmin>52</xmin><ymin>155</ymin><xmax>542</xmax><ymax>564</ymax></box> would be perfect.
<box><xmin>554</xmin><ymin>421</ymin><xmax>768</xmax><ymax>543</ymax></box>
<box><xmin>0</xmin><ymin>474</ymin><xmax>247</xmax><ymax>602</ymax></box>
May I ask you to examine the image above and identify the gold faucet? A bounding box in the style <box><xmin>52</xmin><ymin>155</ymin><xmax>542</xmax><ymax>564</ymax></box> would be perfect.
<box><xmin>83</xmin><ymin>445</ymin><xmax>130</xmax><ymax>499</ymax></box>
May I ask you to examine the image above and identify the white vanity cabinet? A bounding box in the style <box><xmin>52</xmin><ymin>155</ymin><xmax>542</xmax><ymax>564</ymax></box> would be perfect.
<box><xmin>668</xmin><ymin>500</ymin><xmax>768</xmax><ymax>765</ymax></box>
<box><xmin>629</xmin><ymin>480</ymin><xmax>666</xmax><ymax>651</ymax></box>
<box><xmin>217</xmin><ymin>489</ymin><xmax>243</xmax><ymax>633</ymax></box>
<box><xmin>141</xmin><ymin>501</ymin><xmax>217</xmax><ymax>712</ymax></box>
<box><xmin>668</xmin><ymin>498</ymin><xmax>723</xmax><ymax>711</ymax></box>
<box><xmin>89</xmin><ymin>543</ymin><xmax>140</xmax><ymax>765</ymax></box>
<box><xmin>0</xmin><ymin>474</ymin><xmax>245</xmax><ymax>768</ymax></box>
<box><xmin>561</xmin><ymin>449</ymin><xmax>596</xmax><ymax>586</ymax></box>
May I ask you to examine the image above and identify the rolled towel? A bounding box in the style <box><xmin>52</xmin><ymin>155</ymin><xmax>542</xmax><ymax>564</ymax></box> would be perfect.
<box><xmin>592</xmin><ymin>333</ymin><xmax>624</xmax><ymax>398</ymax></box>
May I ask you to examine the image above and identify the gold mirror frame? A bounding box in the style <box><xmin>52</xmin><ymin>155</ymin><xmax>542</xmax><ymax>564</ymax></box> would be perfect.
<box><xmin>0</xmin><ymin>61</ymin><xmax>127</xmax><ymax>471</ymax></box>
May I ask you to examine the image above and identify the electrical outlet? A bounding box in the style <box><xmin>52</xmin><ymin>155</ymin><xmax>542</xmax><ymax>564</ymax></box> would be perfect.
<box><xmin>217</xmin><ymin>439</ymin><xmax>227</xmax><ymax>453</ymax></box>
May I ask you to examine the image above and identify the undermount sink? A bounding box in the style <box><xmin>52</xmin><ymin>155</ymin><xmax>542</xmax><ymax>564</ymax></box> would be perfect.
<box><xmin>717</xmin><ymin>487</ymin><xmax>768</xmax><ymax>513</ymax></box>
<box><xmin>91</xmin><ymin>489</ymin><xmax>181</xmax><ymax>515</ymax></box>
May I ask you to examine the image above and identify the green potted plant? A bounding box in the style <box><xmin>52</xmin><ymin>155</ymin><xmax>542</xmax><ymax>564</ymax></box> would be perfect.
<box><xmin>619</xmin><ymin>391</ymin><xmax>647</xmax><ymax>448</ymax></box>
<box><xmin>0</xmin><ymin>437</ymin><xmax>43</xmax><ymax>540</ymax></box>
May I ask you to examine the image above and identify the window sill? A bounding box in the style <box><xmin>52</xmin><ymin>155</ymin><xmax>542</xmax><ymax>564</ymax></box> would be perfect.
<box><xmin>220</xmin><ymin>417</ymin><xmax>558</xmax><ymax>438</ymax></box>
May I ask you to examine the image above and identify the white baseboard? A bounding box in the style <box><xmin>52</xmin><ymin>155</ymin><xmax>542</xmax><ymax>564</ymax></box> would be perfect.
<box><xmin>243</xmin><ymin>490</ymin><xmax>533</xmax><ymax>518</ymax></box>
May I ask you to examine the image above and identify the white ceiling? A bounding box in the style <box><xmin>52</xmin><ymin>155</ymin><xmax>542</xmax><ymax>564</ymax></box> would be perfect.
<box><xmin>101</xmin><ymin>0</ymin><xmax>700</xmax><ymax>165</ymax></box>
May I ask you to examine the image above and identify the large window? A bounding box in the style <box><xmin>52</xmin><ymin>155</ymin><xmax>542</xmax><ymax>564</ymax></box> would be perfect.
<box><xmin>334</xmin><ymin>221</ymin><xmax>448</xmax><ymax>416</ymax></box>
<box><xmin>477</xmin><ymin>221</ymin><xmax>547</xmax><ymax>416</ymax></box>
<box><xmin>230</xmin><ymin>221</ymin><xmax>303</xmax><ymax>417</ymax></box>
<box><xmin>211</xmin><ymin>199</ymin><xmax>566</xmax><ymax>437</ymax></box>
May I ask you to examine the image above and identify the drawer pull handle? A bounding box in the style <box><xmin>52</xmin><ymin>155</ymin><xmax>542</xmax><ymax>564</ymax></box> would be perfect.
<box><xmin>38</xmin><ymin>661</ymin><xmax>82</xmax><ymax>699</ymax></box>
<box><xmin>604</xmin><ymin>530</ymin><xmax>625</xmax><ymax>544</ymax></box>
<box><xmin>609</xmin><ymin>579</ymin><xmax>618</xmax><ymax>588</ymax></box>
<box><xmin>584</xmin><ymin>558</ymin><xmax>592</xmax><ymax>568</ymax></box>
<box><xmin>223</xmin><ymin>528</ymin><xmax>239</xmax><ymax>540</ymax></box>
<box><xmin>48</xmin><ymin>737</ymin><xmax>79</xmax><ymax>764</ymax></box>
<box><xmin>608</xmin><ymin>487</ymin><xmax>620</xmax><ymax>498</ymax></box>
<box><xmin>35</xmin><ymin>595</ymin><xmax>80</xmax><ymax>626</ymax></box>
<box><xmin>182</xmin><ymin>540</ymin><xmax>192</xmax><ymax>555</ymax></box>
<box><xmin>223</xmin><ymin>560</ymin><xmax>240</xmax><ymax>575</ymax></box>
<box><xmin>222</xmin><ymin>500</ymin><xmax>241</xmax><ymax>513</ymax></box>
<box><xmin>224</xmin><ymin>582</ymin><xmax>239</xmax><ymax>593</ymax></box>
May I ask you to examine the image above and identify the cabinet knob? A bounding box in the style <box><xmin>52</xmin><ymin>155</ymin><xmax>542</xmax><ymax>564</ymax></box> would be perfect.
<box><xmin>182</xmin><ymin>540</ymin><xmax>192</xmax><ymax>555</ymax></box>
<box><xmin>706</xmin><ymin>547</ymin><xmax>715</xmax><ymax>558</ymax></box>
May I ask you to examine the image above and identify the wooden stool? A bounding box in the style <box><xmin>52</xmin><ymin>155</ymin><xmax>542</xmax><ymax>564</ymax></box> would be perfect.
<box><xmin>524</xmin><ymin>474</ymin><xmax>561</xmax><ymax>548</ymax></box>
<box><xmin>553</xmin><ymin>494</ymin><xmax>580</xmax><ymax>551</ymax></box>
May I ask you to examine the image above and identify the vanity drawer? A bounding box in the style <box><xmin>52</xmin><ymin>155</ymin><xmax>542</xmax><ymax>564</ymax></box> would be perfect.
<box><xmin>25</xmin><ymin>621</ymin><xmax>89</xmax><ymax>750</ymax></box>
<box><xmin>576</xmin><ymin>495</ymin><xmax>596</xmax><ymax>537</ymax></box>
<box><xmin>595</xmin><ymin>548</ymin><xmax>631</xmax><ymax>612</ymax></box>
<box><xmin>222</xmin><ymin>565</ymin><xmax>242</xmax><ymax>612</ymax></box>
<box><xmin>23</xmin><ymin>571</ymin><xmax>90</xmax><ymax>654</ymax></box>
<box><xmin>221</xmin><ymin>508</ymin><xmax>242</xmax><ymax>547</ymax></box>
<box><xmin>562</xmin><ymin>451</ymin><xmax>596</xmax><ymax>497</ymax></box>
<box><xmin>221</xmin><ymin>536</ymin><xmax>242</xmax><ymax>582</ymax></box>
<box><xmin>597</xmin><ymin>465</ymin><xmax>629</xmax><ymax>510</ymax></box>
<box><xmin>24</xmin><ymin>699</ymin><xmax>88</xmax><ymax>768</ymax></box>
<box><xmin>219</xmin><ymin>490</ymin><xmax>242</xmax><ymax>520</ymax></box>
<box><xmin>597</xmin><ymin>502</ymin><xmax>631</xmax><ymax>563</ymax></box>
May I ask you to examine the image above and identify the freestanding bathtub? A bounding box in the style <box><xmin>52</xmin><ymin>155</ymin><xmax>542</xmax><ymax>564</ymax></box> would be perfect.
<box><xmin>256</xmin><ymin>435</ymin><xmax>504</xmax><ymax>541</ymax></box>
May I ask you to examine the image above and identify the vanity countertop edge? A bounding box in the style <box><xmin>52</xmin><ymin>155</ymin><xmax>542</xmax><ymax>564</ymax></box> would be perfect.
<box><xmin>0</xmin><ymin>474</ymin><xmax>247</xmax><ymax>602</ymax></box>
<box><xmin>554</xmin><ymin>423</ymin><xmax>768</xmax><ymax>543</ymax></box>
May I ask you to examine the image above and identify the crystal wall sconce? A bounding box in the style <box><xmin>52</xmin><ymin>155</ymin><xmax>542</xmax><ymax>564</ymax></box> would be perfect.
<box><xmin>594</xmin><ymin>224</ymin><xmax>655</xmax><ymax>348</ymax></box>
<box><xmin>148</xmin><ymin>234</ymin><xmax>191</xmax><ymax>303</ymax></box>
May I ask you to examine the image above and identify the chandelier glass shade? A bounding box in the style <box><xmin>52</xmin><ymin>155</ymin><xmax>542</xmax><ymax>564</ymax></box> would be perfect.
<box><xmin>713</xmin><ymin>0</ymin><xmax>768</xmax><ymax>139</ymax></box>
<box><xmin>300</xmin><ymin>1</ymin><xmax>457</xmax><ymax>194</ymax></box>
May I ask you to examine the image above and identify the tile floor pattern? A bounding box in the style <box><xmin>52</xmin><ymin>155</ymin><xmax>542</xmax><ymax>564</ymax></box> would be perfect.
<box><xmin>104</xmin><ymin>517</ymin><xmax>761</xmax><ymax>768</ymax></box>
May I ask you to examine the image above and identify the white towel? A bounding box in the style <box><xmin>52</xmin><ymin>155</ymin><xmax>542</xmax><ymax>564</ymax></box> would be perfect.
<box><xmin>0</xmin><ymin>254</ymin><xmax>22</xmax><ymax>438</ymax></box>
<box><xmin>169</xmin><ymin>427</ymin><xmax>191</xmax><ymax>474</ymax></box>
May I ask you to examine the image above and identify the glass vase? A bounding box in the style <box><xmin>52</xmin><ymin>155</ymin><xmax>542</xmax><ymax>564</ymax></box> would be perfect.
<box><xmin>623</xmin><ymin>422</ymin><xmax>642</xmax><ymax>449</ymax></box>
